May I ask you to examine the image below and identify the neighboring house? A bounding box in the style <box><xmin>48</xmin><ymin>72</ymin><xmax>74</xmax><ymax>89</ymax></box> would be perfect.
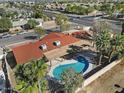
<box><xmin>72</xmin><ymin>31</ymin><xmax>92</xmax><ymax>39</ymax></box>
<box><xmin>45</xmin><ymin>3</ymin><xmax>66</xmax><ymax>10</ymax></box>
<box><xmin>35</xmin><ymin>18</ymin><xmax>43</xmax><ymax>27</ymax></box>
<box><xmin>9</xmin><ymin>19</ymin><xmax>28</xmax><ymax>33</ymax></box>
<box><xmin>88</xmin><ymin>10</ymin><xmax>105</xmax><ymax>16</ymax></box>
<box><xmin>43</xmin><ymin>21</ymin><xmax>57</xmax><ymax>29</ymax></box>
<box><xmin>10</xmin><ymin>18</ymin><xmax>43</xmax><ymax>32</ymax></box>
<box><xmin>112</xmin><ymin>12</ymin><xmax>124</xmax><ymax>18</ymax></box>
<box><xmin>11</xmin><ymin>32</ymin><xmax>79</xmax><ymax>64</ymax></box>
<box><xmin>12</xmin><ymin>19</ymin><xmax>28</xmax><ymax>27</ymax></box>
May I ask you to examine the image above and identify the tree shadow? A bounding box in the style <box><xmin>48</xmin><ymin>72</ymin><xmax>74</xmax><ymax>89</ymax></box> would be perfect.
<box><xmin>64</xmin><ymin>45</ymin><xmax>83</xmax><ymax>59</ymax></box>
<box><xmin>2</xmin><ymin>59</ymin><xmax>11</xmax><ymax>93</ymax></box>
<box><xmin>46</xmin><ymin>75</ymin><xmax>64</xmax><ymax>93</ymax></box>
<box><xmin>61</xmin><ymin>45</ymin><xmax>97</xmax><ymax>64</ymax></box>
<box><xmin>114</xmin><ymin>84</ymin><xmax>124</xmax><ymax>93</ymax></box>
<box><xmin>6</xmin><ymin>52</ymin><xmax>17</xmax><ymax>69</ymax></box>
<box><xmin>24</xmin><ymin>36</ymin><xmax>38</xmax><ymax>40</ymax></box>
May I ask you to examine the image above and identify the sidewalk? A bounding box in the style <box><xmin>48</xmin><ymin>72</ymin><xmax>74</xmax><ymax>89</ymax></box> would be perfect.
<box><xmin>0</xmin><ymin>48</ymin><xmax>3</xmax><ymax>59</ymax></box>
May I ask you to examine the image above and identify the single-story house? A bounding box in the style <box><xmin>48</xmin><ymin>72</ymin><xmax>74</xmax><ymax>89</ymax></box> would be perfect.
<box><xmin>11</xmin><ymin>32</ymin><xmax>80</xmax><ymax>64</ymax></box>
<box><xmin>9</xmin><ymin>19</ymin><xmax>28</xmax><ymax>33</ymax></box>
<box><xmin>43</xmin><ymin>21</ymin><xmax>57</xmax><ymax>29</ymax></box>
<box><xmin>10</xmin><ymin>18</ymin><xmax>43</xmax><ymax>33</ymax></box>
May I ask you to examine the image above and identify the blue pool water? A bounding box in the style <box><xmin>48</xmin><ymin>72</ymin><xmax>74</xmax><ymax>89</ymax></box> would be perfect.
<box><xmin>53</xmin><ymin>56</ymin><xmax>89</xmax><ymax>79</ymax></box>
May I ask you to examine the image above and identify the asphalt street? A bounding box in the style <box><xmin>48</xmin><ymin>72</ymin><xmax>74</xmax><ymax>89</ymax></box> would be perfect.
<box><xmin>0</xmin><ymin>32</ymin><xmax>38</xmax><ymax>47</ymax></box>
<box><xmin>44</xmin><ymin>10</ymin><xmax>122</xmax><ymax>33</ymax></box>
<box><xmin>0</xmin><ymin>10</ymin><xmax>122</xmax><ymax>47</ymax></box>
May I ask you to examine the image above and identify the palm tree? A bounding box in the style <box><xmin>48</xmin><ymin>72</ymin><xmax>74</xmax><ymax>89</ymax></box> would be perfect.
<box><xmin>15</xmin><ymin>59</ymin><xmax>48</xmax><ymax>93</ymax></box>
<box><xmin>121</xmin><ymin>22</ymin><xmax>124</xmax><ymax>35</ymax></box>
<box><xmin>35</xmin><ymin>60</ymin><xmax>48</xmax><ymax>93</ymax></box>
<box><xmin>93</xmin><ymin>21</ymin><xmax>112</xmax><ymax>65</ymax></box>
<box><xmin>95</xmin><ymin>30</ymin><xmax>111</xmax><ymax>65</ymax></box>
<box><xmin>108</xmin><ymin>34</ymin><xmax>124</xmax><ymax>62</ymax></box>
<box><xmin>40</xmin><ymin>78</ymin><xmax>48</xmax><ymax>93</ymax></box>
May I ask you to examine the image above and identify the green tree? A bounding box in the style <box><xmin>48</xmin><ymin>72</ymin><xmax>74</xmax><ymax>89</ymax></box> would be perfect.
<box><xmin>94</xmin><ymin>21</ymin><xmax>124</xmax><ymax>64</ymax></box>
<box><xmin>0</xmin><ymin>8</ymin><xmax>6</xmax><ymax>17</ymax></box>
<box><xmin>122</xmin><ymin>22</ymin><xmax>124</xmax><ymax>35</ymax></box>
<box><xmin>65</xmin><ymin>4</ymin><xmax>72</xmax><ymax>13</ymax></box>
<box><xmin>27</xmin><ymin>19</ymin><xmax>38</xmax><ymax>29</ymax></box>
<box><xmin>33</xmin><ymin>12</ymin><xmax>43</xmax><ymax>18</ymax></box>
<box><xmin>42</xmin><ymin>14</ymin><xmax>51</xmax><ymax>21</ymax></box>
<box><xmin>34</xmin><ymin>27</ymin><xmax>46</xmax><ymax>39</ymax></box>
<box><xmin>95</xmin><ymin>30</ymin><xmax>111</xmax><ymax>65</ymax></box>
<box><xmin>55</xmin><ymin>14</ymin><xmax>68</xmax><ymax>25</ymax></box>
<box><xmin>55</xmin><ymin>14</ymin><xmax>69</xmax><ymax>31</ymax></box>
<box><xmin>93</xmin><ymin>21</ymin><xmax>111</xmax><ymax>65</ymax></box>
<box><xmin>61</xmin><ymin>68</ymin><xmax>83</xmax><ymax>93</ymax></box>
<box><xmin>100</xmin><ymin>3</ymin><xmax>113</xmax><ymax>15</ymax></box>
<box><xmin>32</xmin><ymin>4</ymin><xmax>49</xmax><ymax>21</ymax></box>
<box><xmin>33</xmin><ymin>11</ymin><xmax>50</xmax><ymax>21</ymax></box>
<box><xmin>15</xmin><ymin>59</ymin><xmax>48</xmax><ymax>93</ymax></box>
<box><xmin>0</xmin><ymin>17</ymin><xmax>12</xmax><ymax>33</ymax></box>
<box><xmin>6</xmin><ymin>11</ymin><xmax>18</xmax><ymax>19</ymax></box>
<box><xmin>100</xmin><ymin>4</ymin><xmax>110</xmax><ymax>12</ymax></box>
<box><xmin>40</xmin><ymin>78</ymin><xmax>48</xmax><ymax>93</ymax></box>
<box><xmin>65</xmin><ymin>4</ymin><xmax>94</xmax><ymax>15</ymax></box>
<box><xmin>94</xmin><ymin>5</ymin><xmax>101</xmax><ymax>10</ymax></box>
<box><xmin>108</xmin><ymin>34</ymin><xmax>124</xmax><ymax>62</ymax></box>
<box><xmin>32</xmin><ymin>4</ymin><xmax>43</xmax><ymax>13</ymax></box>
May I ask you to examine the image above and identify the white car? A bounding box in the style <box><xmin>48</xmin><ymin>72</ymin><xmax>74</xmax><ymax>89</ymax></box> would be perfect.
<box><xmin>2</xmin><ymin>34</ymin><xmax>11</xmax><ymax>38</ymax></box>
<box><xmin>16</xmin><ymin>31</ymin><xmax>28</xmax><ymax>35</ymax></box>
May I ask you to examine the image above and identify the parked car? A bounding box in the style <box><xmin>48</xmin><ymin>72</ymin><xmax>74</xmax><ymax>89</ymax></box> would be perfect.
<box><xmin>1</xmin><ymin>34</ymin><xmax>11</xmax><ymax>39</ymax></box>
<box><xmin>0</xmin><ymin>35</ymin><xmax>2</xmax><ymax>39</ymax></box>
<box><xmin>16</xmin><ymin>31</ymin><xmax>28</xmax><ymax>35</ymax></box>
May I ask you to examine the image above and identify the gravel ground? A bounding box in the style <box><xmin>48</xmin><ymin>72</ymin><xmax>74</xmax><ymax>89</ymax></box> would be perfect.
<box><xmin>79</xmin><ymin>59</ymin><xmax>124</xmax><ymax>93</ymax></box>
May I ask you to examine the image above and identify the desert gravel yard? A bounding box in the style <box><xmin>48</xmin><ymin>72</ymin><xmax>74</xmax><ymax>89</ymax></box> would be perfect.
<box><xmin>79</xmin><ymin>59</ymin><xmax>124</xmax><ymax>93</ymax></box>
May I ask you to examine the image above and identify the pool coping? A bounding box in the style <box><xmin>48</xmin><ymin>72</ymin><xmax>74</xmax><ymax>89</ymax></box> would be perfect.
<box><xmin>48</xmin><ymin>55</ymin><xmax>94</xmax><ymax>78</ymax></box>
<box><xmin>48</xmin><ymin>59</ymin><xmax>77</xmax><ymax>77</ymax></box>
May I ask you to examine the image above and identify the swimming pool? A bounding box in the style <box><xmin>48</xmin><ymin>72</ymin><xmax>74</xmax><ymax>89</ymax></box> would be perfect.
<box><xmin>53</xmin><ymin>56</ymin><xmax>89</xmax><ymax>79</ymax></box>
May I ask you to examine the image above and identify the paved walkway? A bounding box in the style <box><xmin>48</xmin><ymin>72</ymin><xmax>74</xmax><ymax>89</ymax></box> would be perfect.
<box><xmin>0</xmin><ymin>48</ymin><xmax>3</xmax><ymax>59</ymax></box>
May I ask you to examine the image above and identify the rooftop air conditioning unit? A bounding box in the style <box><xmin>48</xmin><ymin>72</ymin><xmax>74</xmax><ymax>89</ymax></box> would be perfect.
<box><xmin>40</xmin><ymin>44</ymin><xmax>47</xmax><ymax>50</ymax></box>
<box><xmin>53</xmin><ymin>41</ymin><xmax>61</xmax><ymax>46</ymax></box>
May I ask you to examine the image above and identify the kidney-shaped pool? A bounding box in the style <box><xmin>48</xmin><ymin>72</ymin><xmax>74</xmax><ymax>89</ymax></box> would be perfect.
<box><xmin>52</xmin><ymin>56</ymin><xmax>89</xmax><ymax>79</ymax></box>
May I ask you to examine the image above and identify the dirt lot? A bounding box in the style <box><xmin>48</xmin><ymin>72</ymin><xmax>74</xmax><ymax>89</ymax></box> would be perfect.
<box><xmin>79</xmin><ymin>59</ymin><xmax>124</xmax><ymax>93</ymax></box>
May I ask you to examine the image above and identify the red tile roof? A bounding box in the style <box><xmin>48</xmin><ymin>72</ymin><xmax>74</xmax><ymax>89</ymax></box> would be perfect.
<box><xmin>12</xmin><ymin>32</ymin><xmax>80</xmax><ymax>64</ymax></box>
<box><xmin>72</xmin><ymin>31</ymin><xmax>91</xmax><ymax>38</ymax></box>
